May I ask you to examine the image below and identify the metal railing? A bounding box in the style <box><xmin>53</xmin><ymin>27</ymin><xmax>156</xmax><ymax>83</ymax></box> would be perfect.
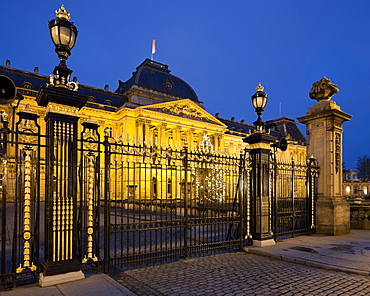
<box><xmin>272</xmin><ymin>157</ymin><xmax>318</xmax><ymax>239</ymax></box>
<box><xmin>0</xmin><ymin>112</ymin><xmax>318</xmax><ymax>288</ymax></box>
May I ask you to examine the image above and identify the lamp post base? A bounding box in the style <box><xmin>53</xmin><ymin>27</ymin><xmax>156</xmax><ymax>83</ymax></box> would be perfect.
<box><xmin>39</xmin><ymin>270</ymin><xmax>85</xmax><ymax>287</ymax></box>
<box><xmin>252</xmin><ymin>238</ymin><xmax>276</xmax><ymax>247</ymax></box>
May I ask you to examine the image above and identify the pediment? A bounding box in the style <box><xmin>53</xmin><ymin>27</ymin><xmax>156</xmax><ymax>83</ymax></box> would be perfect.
<box><xmin>138</xmin><ymin>99</ymin><xmax>225</xmax><ymax>126</ymax></box>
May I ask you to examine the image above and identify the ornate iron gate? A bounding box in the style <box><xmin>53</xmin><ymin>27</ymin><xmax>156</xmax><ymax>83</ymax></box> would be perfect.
<box><xmin>95</xmin><ymin>134</ymin><xmax>251</xmax><ymax>273</ymax></box>
<box><xmin>272</xmin><ymin>157</ymin><xmax>319</xmax><ymax>239</ymax></box>
<box><xmin>0</xmin><ymin>110</ymin><xmax>318</xmax><ymax>289</ymax></box>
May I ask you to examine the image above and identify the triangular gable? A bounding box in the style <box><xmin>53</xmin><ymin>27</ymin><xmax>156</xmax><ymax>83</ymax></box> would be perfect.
<box><xmin>138</xmin><ymin>99</ymin><xmax>226</xmax><ymax>127</ymax></box>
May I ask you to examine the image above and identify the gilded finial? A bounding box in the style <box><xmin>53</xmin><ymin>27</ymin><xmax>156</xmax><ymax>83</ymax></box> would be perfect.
<box><xmin>55</xmin><ymin>5</ymin><xmax>71</xmax><ymax>20</ymax></box>
<box><xmin>255</xmin><ymin>82</ymin><xmax>264</xmax><ymax>92</ymax></box>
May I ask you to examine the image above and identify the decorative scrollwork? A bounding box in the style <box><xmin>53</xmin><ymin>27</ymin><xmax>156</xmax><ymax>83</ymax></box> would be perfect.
<box><xmin>46</xmin><ymin>102</ymin><xmax>79</xmax><ymax>117</ymax></box>
<box><xmin>16</xmin><ymin>149</ymin><xmax>37</xmax><ymax>273</ymax></box>
<box><xmin>82</xmin><ymin>155</ymin><xmax>98</xmax><ymax>263</ymax></box>
<box><xmin>83</xmin><ymin>128</ymin><xmax>99</xmax><ymax>153</ymax></box>
<box><xmin>18</xmin><ymin>118</ymin><xmax>39</xmax><ymax>148</ymax></box>
<box><xmin>47</xmin><ymin>74</ymin><xmax>79</xmax><ymax>92</ymax></box>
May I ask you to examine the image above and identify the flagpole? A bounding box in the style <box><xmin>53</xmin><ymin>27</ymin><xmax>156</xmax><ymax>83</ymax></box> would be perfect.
<box><xmin>151</xmin><ymin>39</ymin><xmax>156</xmax><ymax>61</ymax></box>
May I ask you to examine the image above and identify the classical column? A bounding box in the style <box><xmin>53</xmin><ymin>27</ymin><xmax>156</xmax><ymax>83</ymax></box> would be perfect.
<box><xmin>135</xmin><ymin>119</ymin><xmax>145</xmax><ymax>143</ymax></box>
<box><xmin>173</xmin><ymin>126</ymin><xmax>182</xmax><ymax>147</ymax></box>
<box><xmin>187</xmin><ymin>128</ymin><xmax>195</xmax><ymax>149</ymax></box>
<box><xmin>144</xmin><ymin>120</ymin><xmax>151</xmax><ymax>144</ymax></box>
<box><xmin>158</xmin><ymin>123</ymin><xmax>167</xmax><ymax>146</ymax></box>
<box><xmin>298</xmin><ymin>77</ymin><xmax>352</xmax><ymax>235</ymax></box>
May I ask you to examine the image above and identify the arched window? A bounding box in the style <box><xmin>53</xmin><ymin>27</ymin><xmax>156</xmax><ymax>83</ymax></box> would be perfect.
<box><xmin>345</xmin><ymin>186</ymin><xmax>351</xmax><ymax>195</ymax></box>
<box><xmin>22</xmin><ymin>82</ymin><xmax>33</xmax><ymax>89</ymax></box>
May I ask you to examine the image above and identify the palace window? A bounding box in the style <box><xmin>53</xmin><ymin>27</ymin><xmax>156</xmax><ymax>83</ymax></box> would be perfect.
<box><xmin>167</xmin><ymin>179</ymin><xmax>172</xmax><ymax>197</ymax></box>
<box><xmin>181</xmin><ymin>137</ymin><xmax>187</xmax><ymax>147</ymax></box>
<box><xmin>168</xmin><ymin>131</ymin><xmax>173</xmax><ymax>146</ymax></box>
<box><xmin>22</xmin><ymin>82</ymin><xmax>34</xmax><ymax>89</ymax></box>
<box><xmin>151</xmin><ymin>177</ymin><xmax>157</xmax><ymax>198</ymax></box>
<box><xmin>142</xmin><ymin>124</ymin><xmax>146</xmax><ymax>143</ymax></box>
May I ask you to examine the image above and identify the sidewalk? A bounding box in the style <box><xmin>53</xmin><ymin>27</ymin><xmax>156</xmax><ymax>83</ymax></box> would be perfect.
<box><xmin>1</xmin><ymin>230</ymin><xmax>370</xmax><ymax>295</ymax></box>
<box><xmin>0</xmin><ymin>273</ymin><xmax>138</xmax><ymax>296</ymax></box>
<box><xmin>244</xmin><ymin>229</ymin><xmax>370</xmax><ymax>276</ymax></box>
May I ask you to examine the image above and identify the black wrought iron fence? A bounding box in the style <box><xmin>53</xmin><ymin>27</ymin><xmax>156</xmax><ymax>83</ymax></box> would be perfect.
<box><xmin>0</xmin><ymin>111</ymin><xmax>318</xmax><ymax>289</ymax></box>
<box><xmin>0</xmin><ymin>112</ymin><xmax>46</xmax><ymax>289</ymax></box>
<box><xmin>97</xmin><ymin>134</ymin><xmax>250</xmax><ymax>273</ymax></box>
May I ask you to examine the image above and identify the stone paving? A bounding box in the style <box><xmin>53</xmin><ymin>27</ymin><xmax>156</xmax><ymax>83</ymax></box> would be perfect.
<box><xmin>114</xmin><ymin>252</ymin><xmax>370</xmax><ymax>296</ymax></box>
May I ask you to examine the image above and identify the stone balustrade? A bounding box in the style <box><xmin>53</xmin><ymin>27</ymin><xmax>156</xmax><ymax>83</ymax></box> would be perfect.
<box><xmin>349</xmin><ymin>204</ymin><xmax>370</xmax><ymax>230</ymax></box>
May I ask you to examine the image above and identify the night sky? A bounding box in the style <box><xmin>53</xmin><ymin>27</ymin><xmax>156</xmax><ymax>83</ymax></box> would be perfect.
<box><xmin>2</xmin><ymin>1</ymin><xmax>370</xmax><ymax>169</ymax></box>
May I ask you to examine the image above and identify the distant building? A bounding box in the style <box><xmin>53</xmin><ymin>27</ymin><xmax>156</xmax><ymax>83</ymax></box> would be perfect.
<box><xmin>343</xmin><ymin>169</ymin><xmax>370</xmax><ymax>203</ymax></box>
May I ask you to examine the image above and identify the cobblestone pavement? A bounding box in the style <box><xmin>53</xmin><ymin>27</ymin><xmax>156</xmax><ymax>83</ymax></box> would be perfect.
<box><xmin>114</xmin><ymin>252</ymin><xmax>370</xmax><ymax>296</ymax></box>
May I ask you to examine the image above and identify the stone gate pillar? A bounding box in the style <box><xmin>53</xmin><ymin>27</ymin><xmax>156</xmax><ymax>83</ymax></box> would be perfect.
<box><xmin>298</xmin><ymin>77</ymin><xmax>352</xmax><ymax>235</ymax></box>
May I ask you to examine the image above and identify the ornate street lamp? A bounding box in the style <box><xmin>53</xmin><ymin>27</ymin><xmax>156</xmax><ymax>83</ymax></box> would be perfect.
<box><xmin>251</xmin><ymin>83</ymin><xmax>268</xmax><ymax>131</ymax></box>
<box><xmin>47</xmin><ymin>5</ymin><xmax>79</xmax><ymax>91</ymax></box>
<box><xmin>38</xmin><ymin>6</ymin><xmax>89</xmax><ymax>282</ymax></box>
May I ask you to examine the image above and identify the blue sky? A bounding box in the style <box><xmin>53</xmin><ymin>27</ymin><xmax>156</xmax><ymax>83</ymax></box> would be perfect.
<box><xmin>1</xmin><ymin>1</ymin><xmax>370</xmax><ymax>169</ymax></box>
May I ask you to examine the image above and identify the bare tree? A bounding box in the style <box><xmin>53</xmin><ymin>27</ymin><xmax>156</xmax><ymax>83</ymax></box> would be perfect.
<box><xmin>356</xmin><ymin>155</ymin><xmax>370</xmax><ymax>181</ymax></box>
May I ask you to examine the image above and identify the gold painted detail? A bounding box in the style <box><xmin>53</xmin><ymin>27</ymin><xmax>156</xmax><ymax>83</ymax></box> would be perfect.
<box><xmin>55</xmin><ymin>5</ymin><xmax>71</xmax><ymax>20</ymax></box>
<box><xmin>46</xmin><ymin>102</ymin><xmax>79</xmax><ymax>116</ymax></box>
<box><xmin>82</xmin><ymin>156</ymin><xmax>98</xmax><ymax>263</ymax></box>
<box><xmin>51</xmin><ymin>121</ymin><xmax>75</xmax><ymax>262</ymax></box>
<box><xmin>1</xmin><ymin>111</ymin><xmax>9</xmax><ymax>122</ymax></box>
<box><xmin>244</xmin><ymin>150</ymin><xmax>253</xmax><ymax>239</ymax></box>
<box><xmin>18</xmin><ymin>118</ymin><xmax>39</xmax><ymax>148</ymax></box>
<box><xmin>47</xmin><ymin>74</ymin><xmax>79</xmax><ymax>92</ymax></box>
<box><xmin>308</xmin><ymin>158</ymin><xmax>319</xmax><ymax>229</ymax></box>
<box><xmin>255</xmin><ymin>82</ymin><xmax>264</xmax><ymax>92</ymax></box>
<box><xmin>83</xmin><ymin>129</ymin><xmax>99</xmax><ymax>152</ymax></box>
<box><xmin>16</xmin><ymin>149</ymin><xmax>37</xmax><ymax>273</ymax></box>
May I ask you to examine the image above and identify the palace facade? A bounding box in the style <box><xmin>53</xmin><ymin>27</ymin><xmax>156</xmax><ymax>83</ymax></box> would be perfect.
<box><xmin>0</xmin><ymin>58</ymin><xmax>307</xmax><ymax>201</ymax></box>
<box><xmin>0</xmin><ymin>59</ymin><xmax>306</xmax><ymax>155</ymax></box>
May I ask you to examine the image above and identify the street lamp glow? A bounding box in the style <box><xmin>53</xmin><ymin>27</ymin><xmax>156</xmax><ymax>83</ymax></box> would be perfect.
<box><xmin>251</xmin><ymin>83</ymin><xmax>268</xmax><ymax>130</ymax></box>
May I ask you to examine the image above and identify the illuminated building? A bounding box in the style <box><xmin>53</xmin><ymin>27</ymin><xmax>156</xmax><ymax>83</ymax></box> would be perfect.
<box><xmin>0</xmin><ymin>58</ymin><xmax>307</xmax><ymax>200</ymax></box>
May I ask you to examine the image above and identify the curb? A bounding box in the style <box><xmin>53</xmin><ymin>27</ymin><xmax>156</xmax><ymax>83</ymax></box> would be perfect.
<box><xmin>243</xmin><ymin>247</ymin><xmax>370</xmax><ymax>277</ymax></box>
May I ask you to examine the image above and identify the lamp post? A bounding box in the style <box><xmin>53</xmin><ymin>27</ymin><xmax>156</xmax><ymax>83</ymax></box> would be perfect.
<box><xmin>47</xmin><ymin>5</ymin><xmax>79</xmax><ymax>91</ymax></box>
<box><xmin>244</xmin><ymin>83</ymin><xmax>276</xmax><ymax>247</ymax></box>
<box><xmin>251</xmin><ymin>83</ymin><xmax>268</xmax><ymax>131</ymax></box>
<box><xmin>37</xmin><ymin>5</ymin><xmax>88</xmax><ymax>285</ymax></box>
